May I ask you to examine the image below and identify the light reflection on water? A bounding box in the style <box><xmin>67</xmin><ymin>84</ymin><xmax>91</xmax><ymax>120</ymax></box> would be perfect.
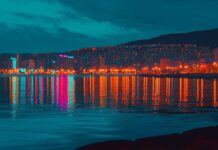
<box><xmin>0</xmin><ymin>75</ymin><xmax>218</xmax><ymax>150</ymax></box>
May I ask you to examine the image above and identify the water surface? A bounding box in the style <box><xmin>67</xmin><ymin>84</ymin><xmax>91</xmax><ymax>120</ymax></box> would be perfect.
<box><xmin>0</xmin><ymin>75</ymin><xmax>218</xmax><ymax>150</ymax></box>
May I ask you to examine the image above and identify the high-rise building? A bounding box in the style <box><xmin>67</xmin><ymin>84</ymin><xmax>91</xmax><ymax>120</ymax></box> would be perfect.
<box><xmin>10</xmin><ymin>57</ymin><xmax>17</xmax><ymax>69</ymax></box>
<box><xmin>214</xmin><ymin>48</ymin><xmax>218</xmax><ymax>62</ymax></box>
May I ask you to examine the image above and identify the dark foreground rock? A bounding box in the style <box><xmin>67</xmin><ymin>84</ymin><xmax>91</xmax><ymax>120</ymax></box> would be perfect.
<box><xmin>76</xmin><ymin>125</ymin><xmax>218</xmax><ymax>150</ymax></box>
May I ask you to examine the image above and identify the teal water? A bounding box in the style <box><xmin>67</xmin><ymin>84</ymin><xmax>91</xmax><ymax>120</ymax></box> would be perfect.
<box><xmin>0</xmin><ymin>75</ymin><xmax>218</xmax><ymax>150</ymax></box>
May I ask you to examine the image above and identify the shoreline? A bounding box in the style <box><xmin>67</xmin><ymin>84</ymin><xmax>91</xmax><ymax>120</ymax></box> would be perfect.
<box><xmin>139</xmin><ymin>73</ymin><xmax>218</xmax><ymax>79</ymax></box>
<box><xmin>76</xmin><ymin>125</ymin><xmax>218</xmax><ymax>150</ymax></box>
<box><xmin>0</xmin><ymin>73</ymin><xmax>218</xmax><ymax>79</ymax></box>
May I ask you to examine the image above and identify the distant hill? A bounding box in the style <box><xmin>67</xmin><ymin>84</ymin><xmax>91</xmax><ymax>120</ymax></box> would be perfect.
<box><xmin>124</xmin><ymin>28</ymin><xmax>218</xmax><ymax>48</ymax></box>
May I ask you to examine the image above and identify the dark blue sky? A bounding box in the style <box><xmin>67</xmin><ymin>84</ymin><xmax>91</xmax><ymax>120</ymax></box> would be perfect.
<box><xmin>0</xmin><ymin>0</ymin><xmax>218</xmax><ymax>53</ymax></box>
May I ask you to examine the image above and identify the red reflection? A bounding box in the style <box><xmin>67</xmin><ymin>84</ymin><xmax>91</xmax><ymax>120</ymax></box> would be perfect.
<box><xmin>110</xmin><ymin>76</ymin><xmax>119</xmax><ymax>104</ymax></box>
<box><xmin>152</xmin><ymin>77</ymin><xmax>160</xmax><ymax>106</ymax></box>
<box><xmin>214</xmin><ymin>79</ymin><xmax>217</xmax><ymax>108</ymax></box>
<box><xmin>99</xmin><ymin>76</ymin><xmax>107</xmax><ymax>107</ymax></box>
<box><xmin>59</xmin><ymin>76</ymin><xmax>68</xmax><ymax>107</ymax></box>
<box><xmin>131</xmin><ymin>76</ymin><xmax>136</xmax><ymax>106</ymax></box>
<box><xmin>121</xmin><ymin>76</ymin><xmax>130</xmax><ymax>105</ymax></box>
<box><xmin>6</xmin><ymin>75</ymin><xmax>218</xmax><ymax>109</ymax></box>
<box><xmin>142</xmin><ymin>77</ymin><xmax>148</xmax><ymax>104</ymax></box>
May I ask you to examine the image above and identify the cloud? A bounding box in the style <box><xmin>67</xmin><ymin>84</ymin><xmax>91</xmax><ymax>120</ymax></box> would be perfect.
<box><xmin>59</xmin><ymin>0</ymin><xmax>218</xmax><ymax>33</ymax></box>
<box><xmin>0</xmin><ymin>25</ymin><xmax>94</xmax><ymax>53</ymax></box>
<box><xmin>0</xmin><ymin>0</ymin><xmax>218</xmax><ymax>52</ymax></box>
<box><xmin>0</xmin><ymin>24</ymin><xmax>142</xmax><ymax>53</ymax></box>
<box><xmin>0</xmin><ymin>0</ymin><xmax>139</xmax><ymax>37</ymax></box>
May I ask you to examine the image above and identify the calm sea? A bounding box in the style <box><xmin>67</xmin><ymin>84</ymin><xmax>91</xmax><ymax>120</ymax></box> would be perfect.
<box><xmin>0</xmin><ymin>75</ymin><xmax>218</xmax><ymax>150</ymax></box>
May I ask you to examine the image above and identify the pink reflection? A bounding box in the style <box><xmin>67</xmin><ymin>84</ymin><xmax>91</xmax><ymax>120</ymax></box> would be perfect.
<box><xmin>59</xmin><ymin>76</ymin><xmax>68</xmax><ymax>108</ymax></box>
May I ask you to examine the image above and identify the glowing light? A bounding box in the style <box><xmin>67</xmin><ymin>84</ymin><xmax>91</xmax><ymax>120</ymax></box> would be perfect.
<box><xmin>11</xmin><ymin>58</ymin><xmax>17</xmax><ymax>69</ymax></box>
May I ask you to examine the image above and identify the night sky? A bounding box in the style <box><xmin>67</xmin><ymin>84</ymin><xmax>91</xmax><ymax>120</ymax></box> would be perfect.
<box><xmin>0</xmin><ymin>0</ymin><xmax>218</xmax><ymax>53</ymax></box>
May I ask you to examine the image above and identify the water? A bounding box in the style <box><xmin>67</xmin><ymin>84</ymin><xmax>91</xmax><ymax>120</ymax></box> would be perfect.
<box><xmin>0</xmin><ymin>75</ymin><xmax>218</xmax><ymax>150</ymax></box>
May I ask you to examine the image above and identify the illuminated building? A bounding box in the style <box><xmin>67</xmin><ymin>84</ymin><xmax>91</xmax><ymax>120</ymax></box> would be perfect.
<box><xmin>99</xmin><ymin>56</ymin><xmax>106</xmax><ymax>69</ymax></box>
<box><xmin>57</xmin><ymin>54</ymin><xmax>75</xmax><ymax>69</ymax></box>
<box><xmin>28</xmin><ymin>59</ymin><xmax>35</xmax><ymax>69</ymax></box>
<box><xmin>160</xmin><ymin>59</ymin><xmax>170</xmax><ymax>69</ymax></box>
<box><xmin>10</xmin><ymin>57</ymin><xmax>17</xmax><ymax>69</ymax></box>
<box><xmin>214</xmin><ymin>48</ymin><xmax>218</xmax><ymax>62</ymax></box>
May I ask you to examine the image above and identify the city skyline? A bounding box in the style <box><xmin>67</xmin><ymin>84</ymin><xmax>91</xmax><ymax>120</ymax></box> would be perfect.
<box><xmin>1</xmin><ymin>1</ymin><xmax>218</xmax><ymax>149</ymax></box>
<box><xmin>0</xmin><ymin>0</ymin><xmax>218</xmax><ymax>53</ymax></box>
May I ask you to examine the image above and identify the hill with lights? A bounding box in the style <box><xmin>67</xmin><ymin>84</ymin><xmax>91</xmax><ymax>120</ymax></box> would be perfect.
<box><xmin>124</xmin><ymin>28</ymin><xmax>218</xmax><ymax>48</ymax></box>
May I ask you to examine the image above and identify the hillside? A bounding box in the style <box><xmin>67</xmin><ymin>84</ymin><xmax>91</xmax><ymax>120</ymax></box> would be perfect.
<box><xmin>125</xmin><ymin>28</ymin><xmax>218</xmax><ymax>48</ymax></box>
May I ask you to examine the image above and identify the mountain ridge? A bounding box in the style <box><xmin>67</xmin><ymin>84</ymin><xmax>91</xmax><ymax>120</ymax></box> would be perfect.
<box><xmin>123</xmin><ymin>28</ymin><xmax>218</xmax><ymax>48</ymax></box>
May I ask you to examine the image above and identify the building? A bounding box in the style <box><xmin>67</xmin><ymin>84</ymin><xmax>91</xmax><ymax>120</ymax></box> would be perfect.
<box><xmin>28</xmin><ymin>59</ymin><xmax>35</xmax><ymax>69</ymax></box>
<box><xmin>10</xmin><ymin>57</ymin><xmax>17</xmax><ymax>69</ymax></box>
<box><xmin>160</xmin><ymin>59</ymin><xmax>170</xmax><ymax>69</ymax></box>
<box><xmin>214</xmin><ymin>48</ymin><xmax>218</xmax><ymax>62</ymax></box>
<box><xmin>99</xmin><ymin>56</ymin><xmax>106</xmax><ymax>68</ymax></box>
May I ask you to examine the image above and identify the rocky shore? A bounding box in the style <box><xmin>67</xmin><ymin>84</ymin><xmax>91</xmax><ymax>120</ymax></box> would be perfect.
<box><xmin>77</xmin><ymin>125</ymin><xmax>218</xmax><ymax>150</ymax></box>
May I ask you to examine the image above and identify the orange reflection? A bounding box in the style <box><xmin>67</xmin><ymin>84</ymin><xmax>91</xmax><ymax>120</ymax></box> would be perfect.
<box><xmin>166</xmin><ymin>78</ymin><xmax>171</xmax><ymax>104</ymax></box>
<box><xmin>142</xmin><ymin>77</ymin><xmax>148</xmax><ymax>104</ymax></box>
<box><xmin>214</xmin><ymin>79</ymin><xmax>217</xmax><ymax>108</ymax></box>
<box><xmin>184</xmin><ymin>78</ymin><xmax>188</xmax><ymax>103</ymax></box>
<box><xmin>5</xmin><ymin>75</ymin><xmax>218</xmax><ymax>109</ymax></box>
<box><xmin>179</xmin><ymin>78</ymin><xmax>183</xmax><ymax>104</ymax></box>
<box><xmin>110</xmin><ymin>76</ymin><xmax>119</xmax><ymax>104</ymax></box>
<box><xmin>90</xmin><ymin>76</ymin><xmax>96</xmax><ymax>103</ymax></box>
<box><xmin>200</xmin><ymin>79</ymin><xmax>204</xmax><ymax>107</ymax></box>
<box><xmin>152</xmin><ymin>77</ymin><xmax>160</xmax><ymax>106</ymax></box>
<box><xmin>179</xmin><ymin>78</ymin><xmax>188</xmax><ymax>107</ymax></box>
<box><xmin>131</xmin><ymin>76</ymin><xmax>136</xmax><ymax>106</ymax></box>
<box><xmin>196</xmin><ymin>79</ymin><xmax>200</xmax><ymax>106</ymax></box>
<box><xmin>121</xmin><ymin>76</ymin><xmax>130</xmax><ymax>105</ymax></box>
<box><xmin>99</xmin><ymin>76</ymin><xmax>107</xmax><ymax>107</ymax></box>
<box><xmin>10</xmin><ymin>77</ymin><xmax>19</xmax><ymax>105</ymax></box>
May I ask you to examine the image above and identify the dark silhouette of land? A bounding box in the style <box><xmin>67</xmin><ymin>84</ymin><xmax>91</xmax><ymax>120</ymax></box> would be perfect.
<box><xmin>125</xmin><ymin>28</ymin><xmax>218</xmax><ymax>48</ymax></box>
<box><xmin>77</xmin><ymin>125</ymin><xmax>218</xmax><ymax>150</ymax></box>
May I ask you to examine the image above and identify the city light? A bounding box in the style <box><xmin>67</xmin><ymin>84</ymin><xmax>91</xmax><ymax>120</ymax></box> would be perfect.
<box><xmin>1</xmin><ymin>46</ymin><xmax>218</xmax><ymax>76</ymax></box>
<box><xmin>1</xmin><ymin>61</ymin><xmax>218</xmax><ymax>75</ymax></box>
